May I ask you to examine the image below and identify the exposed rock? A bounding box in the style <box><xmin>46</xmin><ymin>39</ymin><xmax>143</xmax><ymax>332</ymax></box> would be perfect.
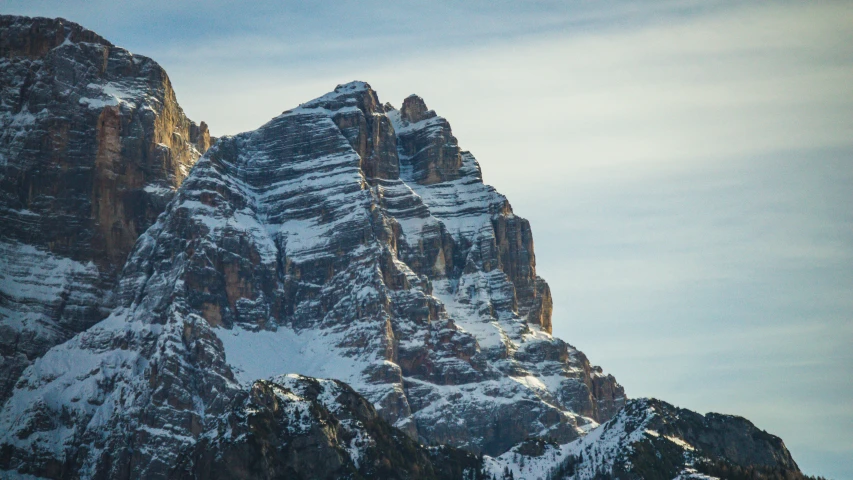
<box><xmin>0</xmin><ymin>15</ymin><xmax>110</xmax><ymax>58</ymax></box>
<box><xmin>395</xmin><ymin>94</ymin><xmax>459</xmax><ymax>185</ymax></box>
<box><xmin>0</xmin><ymin>15</ymin><xmax>209</xmax><ymax>405</ymax></box>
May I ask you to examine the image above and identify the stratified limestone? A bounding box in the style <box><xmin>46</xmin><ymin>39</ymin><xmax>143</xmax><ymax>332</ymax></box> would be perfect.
<box><xmin>0</xmin><ymin>16</ymin><xmax>210</xmax><ymax>404</ymax></box>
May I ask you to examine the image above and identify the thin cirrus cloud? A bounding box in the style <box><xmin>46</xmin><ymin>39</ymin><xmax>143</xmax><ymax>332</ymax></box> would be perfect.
<box><xmin>2</xmin><ymin>0</ymin><xmax>852</xmax><ymax>478</ymax></box>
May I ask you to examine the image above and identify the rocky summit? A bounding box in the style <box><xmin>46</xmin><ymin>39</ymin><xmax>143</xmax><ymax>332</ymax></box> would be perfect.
<box><xmin>0</xmin><ymin>15</ymin><xmax>810</xmax><ymax>480</ymax></box>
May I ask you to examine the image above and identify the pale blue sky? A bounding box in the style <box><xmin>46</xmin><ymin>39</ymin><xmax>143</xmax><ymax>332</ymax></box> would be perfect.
<box><xmin>3</xmin><ymin>1</ymin><xmax>851</xmax><ymax>477</ymax></box>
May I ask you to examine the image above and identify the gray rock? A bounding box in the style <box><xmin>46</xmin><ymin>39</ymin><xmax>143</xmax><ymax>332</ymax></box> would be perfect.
<box><xmin>170</xmin><ymin>375</ymin><xmax>482</xmax><ymax>480</ymax></box>
<box><xmin>0</xmin><ymin>80</ymin><xmax>625</xmax><ymax>477</ymax></box>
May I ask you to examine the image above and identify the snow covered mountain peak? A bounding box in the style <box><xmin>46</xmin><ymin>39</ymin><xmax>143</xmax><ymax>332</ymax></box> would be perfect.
<box><xmin>0</xmin><ymin>76</ymin><xmax>625</xmax><ymax>476</ymax></box>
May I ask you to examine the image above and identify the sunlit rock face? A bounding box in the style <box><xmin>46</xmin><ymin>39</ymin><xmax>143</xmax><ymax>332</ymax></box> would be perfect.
<box><xmin>0</xmin><ymin>16</ymin><xmax>210</xmax><ymax>405</ymax></box>
<box><xmin>181</xmin><ymin>81</ymin><xmax>626</xmax><ymax>449</ymax></box>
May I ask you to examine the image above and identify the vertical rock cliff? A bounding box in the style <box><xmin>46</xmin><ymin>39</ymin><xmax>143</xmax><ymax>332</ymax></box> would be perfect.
<box><xmin>0</xmin><ymin>16</ymin><xmax>210</xmax><ymax>404</ymax></box>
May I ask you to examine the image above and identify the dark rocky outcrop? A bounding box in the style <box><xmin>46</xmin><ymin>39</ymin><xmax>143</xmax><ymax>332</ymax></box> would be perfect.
<box><xmin>643</xmin><ymin>400</ymin><xmax>798</xmax><ymax>471</ymax></box>
<box><xmin>0</xmin><ymin>15</ymin><xmax>210</xmax><ymax>405</ymax></box>
<box><xmin>542</xmin><ymin>398</ymin><xmax>804</xmax><ymax>480</ymax></box>
<box><xmin>171</xmin><ymin>376</ymin><xmax>483</xmax><ymax>480</ymax></box>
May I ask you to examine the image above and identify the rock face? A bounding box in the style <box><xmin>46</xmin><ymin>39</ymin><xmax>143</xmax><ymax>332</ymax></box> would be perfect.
<box><xmin>546</xmin><ymin>398</ymin><xmax>802</xmax><ymax>480</ymax></box>
<box><xmin>171</xmin><ymin>81</ymin><xmax>626</xmax><ymax>449</ymax></box>
<box><xmin>0</xmin><ymin>16</ymin><xmax>210</xmax><ymax>404</ymax></box>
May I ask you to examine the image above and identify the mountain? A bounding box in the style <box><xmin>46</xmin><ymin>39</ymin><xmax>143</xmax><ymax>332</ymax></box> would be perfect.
<box><xmin>486</xmin><ymin>399</ymin><xmax>809</xmax><ymax>480</ymax></box>
<box><xmin>0</xmin><ymin>16</ymin><xmax>811</xmax><ymax>480</ymax></box>
<box><xmin>0</xmin><ymin>15</ymin><xmax>211</xmax><ymax>406</ymax></box>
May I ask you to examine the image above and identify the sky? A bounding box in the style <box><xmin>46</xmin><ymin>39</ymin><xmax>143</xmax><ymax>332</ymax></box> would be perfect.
<box><xmin>3</xmin><ymin>1</ymin><xmax>852</xmax><ymax>477</ymax></box>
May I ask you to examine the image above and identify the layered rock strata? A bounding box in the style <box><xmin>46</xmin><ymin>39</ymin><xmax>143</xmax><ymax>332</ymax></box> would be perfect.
<box><xmin>0</xmin><ymin>16</ymin><xmax>210</xmax><ymax>404</ymax></box>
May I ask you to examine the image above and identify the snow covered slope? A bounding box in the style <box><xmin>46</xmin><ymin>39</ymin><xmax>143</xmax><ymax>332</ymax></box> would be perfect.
<box><xmin>485</xmin><ymin>398</ymin><xmax>804</xmax><ymax>480</ymax></box>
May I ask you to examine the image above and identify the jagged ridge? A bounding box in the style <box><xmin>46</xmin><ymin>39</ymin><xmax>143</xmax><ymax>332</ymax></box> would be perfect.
<box><xmin>486</xmin><ymin>398</ymin><xmax>803</xmax><ymax>480</ymax></box>
<box><xmin>172</xmin><ymin>374</ymin><xmax>482</xmax><ymax>480</ymax></box>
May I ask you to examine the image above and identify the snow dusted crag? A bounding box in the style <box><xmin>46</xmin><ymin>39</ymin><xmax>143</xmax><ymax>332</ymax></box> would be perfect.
<box><xmin>193</xmin><ymin>82</ymin><xmax>627</xmax><ymax>448</ymax></box>
<box><xmin>485</xmin><ymin>398</ymin><xmax>803</xmax><ymax>480</ymax></box>
<box><xmin>174</xmin><ymin>374</ymin><xmax>481</xmax><ymax>479</ymax></box>
<box><xmin>0</xmin><ymin>16</ymin><xmax>211</xmax><ymax>404</ymax></box>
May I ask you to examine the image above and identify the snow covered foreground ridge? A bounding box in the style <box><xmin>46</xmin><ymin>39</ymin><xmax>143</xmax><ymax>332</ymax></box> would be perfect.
<box><xmin>0</xmin><ymin>15</ymin><xmax>809</xmax><ymax>480</ymax></box>
<box><xmin>485</xmin><ymin>399</ymin><xmax>804</xmax><ymax>480</ymax></box>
